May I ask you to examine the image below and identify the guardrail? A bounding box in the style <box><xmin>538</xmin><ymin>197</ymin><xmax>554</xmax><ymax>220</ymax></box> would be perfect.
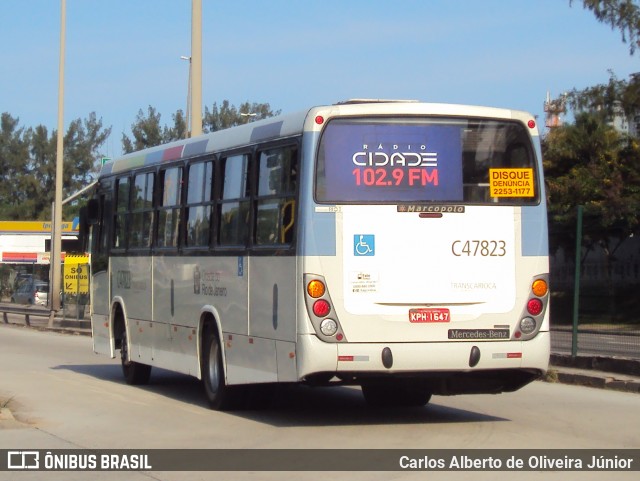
<box><xmin>0</xmin><ymin>304</ymin><xmax>52</xmax><ymax>327</ymax></box>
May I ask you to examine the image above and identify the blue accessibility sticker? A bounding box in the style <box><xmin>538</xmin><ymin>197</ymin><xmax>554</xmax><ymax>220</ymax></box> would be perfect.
<box><xmin>354</xmin><ymin>234</ymin><xmax>375</xmax><ymax>256</ymax></box>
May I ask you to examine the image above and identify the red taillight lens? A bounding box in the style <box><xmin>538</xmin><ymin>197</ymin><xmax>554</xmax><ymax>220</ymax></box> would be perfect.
<box><xmin>527</xmin><ymin>298</ymin><xmax>543</xmax><ymax>316</ymax></box>
<box><xmin>313</xmin><ymin>299</ymin><xmax>331</xmax><ymax>317</ymax></box>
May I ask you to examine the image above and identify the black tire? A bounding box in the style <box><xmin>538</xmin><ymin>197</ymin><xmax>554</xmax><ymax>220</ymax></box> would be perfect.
<box><xmin>120</xmin><ymin>325</ymin><xmax>152</xmax><ymax>385</ymax></box>
<box><xmin>362</xmin><ymin>381</ymin><xmax>432</xmax><ymax>407</ymax></box>
<box><xmin>202</xmin><ymin>325</ymin><xmax>241</xmax><ymax>410</ymax></box>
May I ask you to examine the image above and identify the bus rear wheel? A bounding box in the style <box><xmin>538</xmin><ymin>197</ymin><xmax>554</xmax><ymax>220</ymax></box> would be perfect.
<box><xmin>361</xmin><ymin>381</ymin><xmax>432</xmax><ymax>407</ymax></box>
<box><xmin>202</xmin><ymin>326</ymin><xmax>241</xmax><ymax>410</ymax></box>
<box><xmin>120</xmin><ymin>325</ymin><xmax>152</xmax><ymax>385</ymax></box>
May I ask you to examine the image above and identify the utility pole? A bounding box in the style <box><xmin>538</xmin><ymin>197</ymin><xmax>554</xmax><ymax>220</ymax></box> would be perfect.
<box><xmin>49</xmin><ymin>0</ymin><xmax>66</xmax><ymax>326</ymax></box>
<box><xmin>190</xmin><ymin>0</ymin><xmax>202</xmax><ymax>137</ymax></box>
<box><xmin>180</xmin><ymin>55</ymin><xmax>192</xmax><ymax>138</ymax></box>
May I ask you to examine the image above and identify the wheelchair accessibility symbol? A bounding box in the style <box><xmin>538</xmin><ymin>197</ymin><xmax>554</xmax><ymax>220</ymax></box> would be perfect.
<box><xmin>354</xmin><ymin>234</ymin><xmax>375</xmax><ymax>256</ymax></box>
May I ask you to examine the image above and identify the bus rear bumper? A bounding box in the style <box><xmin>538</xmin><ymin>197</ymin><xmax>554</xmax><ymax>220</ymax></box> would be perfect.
<box><xmin>297</xmin><ymin>331</ymin><xmax>550</xmax><ymax>395</ymax></box>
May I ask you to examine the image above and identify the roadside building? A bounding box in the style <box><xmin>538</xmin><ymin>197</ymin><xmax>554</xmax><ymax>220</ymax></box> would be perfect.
<box><xmin>0</xmin><ymin>220</ymin><xmax>80</xmax><ymax>302</ymax></box>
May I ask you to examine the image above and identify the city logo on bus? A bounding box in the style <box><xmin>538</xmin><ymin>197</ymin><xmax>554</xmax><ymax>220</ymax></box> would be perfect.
<box><xmin>354</xmin><ymin>235</ymin><xmax>375</xmax><ymax>256</ymax></box>
<box><xmin>116</xmin><ymin>270</ymin><xmax>131</xmax><ymax>289</ymax></box>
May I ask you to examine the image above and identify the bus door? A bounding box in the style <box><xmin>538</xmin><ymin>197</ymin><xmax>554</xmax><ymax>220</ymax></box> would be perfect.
<box><xmin>246</xmin><ymin>145</ymin><xmax>299</xmax><ymax>382</ymax></box>
<box><xmin>89</xmin><ymin>189</ymin><xmax>112</xmax><ymax>355</ymax></box>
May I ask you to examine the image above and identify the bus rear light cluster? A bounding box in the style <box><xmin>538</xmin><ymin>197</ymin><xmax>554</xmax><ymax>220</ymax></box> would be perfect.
<box><xmin>513</xmin><ymin>276</ymin><xmax>549</xmax><ymax>341</ymax></box>
<box><xmin>304</xmin><ymin>274</ymin><xmax>346</xmax><ymax>342</ymax></box>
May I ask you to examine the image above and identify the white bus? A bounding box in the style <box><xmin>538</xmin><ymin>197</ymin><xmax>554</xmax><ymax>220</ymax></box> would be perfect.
<box><xmin>83</xmin><ymin>100</ymin><xmax>550</xmax><ymax>409</ymax></box>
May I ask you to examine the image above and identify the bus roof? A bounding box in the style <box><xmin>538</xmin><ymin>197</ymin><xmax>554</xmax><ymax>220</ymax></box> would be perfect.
<box><xmin>100</xmin><ymin>100</ymin><xmax>534</xmax><ymax>177</ymax></box>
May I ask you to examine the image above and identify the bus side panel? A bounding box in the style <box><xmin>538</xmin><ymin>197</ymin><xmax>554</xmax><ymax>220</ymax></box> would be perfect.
<box><xmin>248</xmin><ymin>256</ymin><xmax>297</xmax><ymax>342</ymax></box>
<box><xmin>223</xmin><ymin>333</ymin><xmax>278</xmax><ymax>384</ymax></box>
<box><xmin>91</xmin><ymin>269</ymin><xmax>112</xmax><ymax>356</ymax></box>
<box><xmin>152</xmin><ymin>255</ymin><xmax>198</xmax><ymax>373</ymax></box>
<box><xmin>112</xmin><ymin>256</ymin><xmax>153</xmax><ymax>320</ymax></box>
<box><xmin>112</xmin><ymin>256</ymin><xmax>153</xmax><ymax>364</ymax></box>
<box><xmin>150</xmin><ymin>323</ymin><xmax>200</xmax><ymax>376</ymax></box>
<box><xmin>197</xmin><ymin>255</ymin><xmax>249</xmax><ymax>336</ymax></box>
<box><xmin>276</xmin><ymin>340</ymin><xmax>298</xmax><ymax>382</ymax></box>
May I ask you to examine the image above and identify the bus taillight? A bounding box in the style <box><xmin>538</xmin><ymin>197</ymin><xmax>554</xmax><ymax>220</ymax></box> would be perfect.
<box><xmin>527</xmin><ymin>298</ymin><xmax>543</xmax><ymax>316</ymax></box>
<box><xmin>320</xmin><ymin>319</ymin><xmax>338</xmax><ymax>336</ymax></box>
<box><xmin>304</xmin><ymin>274</ymin><xmax>346</xmax><ymax>342</ymax></box>
<box><xmin>307</xmin><ymin>280</ymin><xmax>326</xmax><ymax>298</ymax></box>
<box><xmin>313</xmin><ymin>299</ymin><xmax>331</xmax><ymax>317</ymax></box>
<box><xmin>532</xmin><ymin>279</ymin><xmax>548</xmax><ymax>297</ymax></box>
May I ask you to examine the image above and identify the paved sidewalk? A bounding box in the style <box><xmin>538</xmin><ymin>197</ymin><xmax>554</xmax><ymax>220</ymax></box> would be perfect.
<box><xmin>3</xmin><ymin>317</ymin><xmax>639</xmax><ymax>394</ymax></box>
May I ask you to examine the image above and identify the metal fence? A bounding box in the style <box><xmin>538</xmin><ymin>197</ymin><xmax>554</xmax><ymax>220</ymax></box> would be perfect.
<box><xmin>550</xmin><ymin>262</ymin><xmax>640</xmax><ymax>359</ymax></box>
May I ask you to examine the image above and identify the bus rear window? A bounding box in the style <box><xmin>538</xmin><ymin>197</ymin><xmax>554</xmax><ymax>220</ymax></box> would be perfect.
<box><xmin>315</xmin><ymin>117</ymin><xmax>539</xmax><ymax>204</ymax></box>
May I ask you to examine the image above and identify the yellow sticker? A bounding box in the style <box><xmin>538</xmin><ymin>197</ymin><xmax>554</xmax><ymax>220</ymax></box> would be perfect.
<box><xmin>489</xmin><ymin>168</ymin><xmax>535</xmax><ymax>198</ymax></box>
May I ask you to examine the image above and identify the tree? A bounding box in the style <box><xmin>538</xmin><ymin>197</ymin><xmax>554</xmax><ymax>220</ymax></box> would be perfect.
<box><xmin>561</xmin><ymin>72</ymin><xmax>640</xmax><ymax>122</ymax></box>
<box><xmin>544</xmin><ymin>112</ymin><xmax>640</xmax><ymax>252</ymax></box>
<box><xmin>543</xmin><ymin>112</ymin><xmax>640</xmax><ymax>316</ymax></box>
<box><xmin>121</xmin><ymin>106</ymin><xmax>186</xmax><ymax>154</ymax></box>
<box><xmin>574</xmin><ymin>0</ymin><xmax>640</xmax><ymax>54</ymax></box>
<box><xmin>202</xmin><ymin>101</ymin><xmax>280</xmax><ymax>133</ymax></box>
<box><xmin>0</xmin><ymin>112</ymin><xmax>111</xmax><ymax>220</ymax></box>
<box><xmin>0</xmin><ymin>113</ymin><xmax>31</xmax><ymax>219</ymax></box>
<box><xmin>122</xmin><ymin>101</ymin><xmax>280</xmax><ymax>153</ymax></box>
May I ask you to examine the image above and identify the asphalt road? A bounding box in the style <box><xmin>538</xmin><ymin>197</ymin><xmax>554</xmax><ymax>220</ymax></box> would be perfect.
<box><xmin>0</xmin><ymin>324</ymin><xmax>639</xmax><ymax>481</ymax></box>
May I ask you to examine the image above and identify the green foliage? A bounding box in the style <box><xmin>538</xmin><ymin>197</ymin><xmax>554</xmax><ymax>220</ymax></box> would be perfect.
<box><xmin>121</xmin><ymin>101</ymin><xmax>278</xmax><ymax>154</ymax></box>
<box><xmin>543</xmin><ymin>112</ymin><xmax>640</xmax><ymax>255</ymax></box>
<box><xmin>574</xmin><ymin>0</ymin><xmax>640</xmax><ymax>54</ymax></box>
<box><xmin>203</xmin><ymin>101</ymin><xmax>280</xmax><ymax>132</ymax></box>
<box><xmin>0</xmin><ymin>112</ymin><xmax>110</xmax><ymax>221</ymax></box>
<box><xmin>121</xmin><ymin>106</ymin><xmax>187</xmax><ymax>154</ymax></box>
<box><xmin>564</xmin><ymin>71</ymin><xmax>640</xmax><ymax>119</ymax></box>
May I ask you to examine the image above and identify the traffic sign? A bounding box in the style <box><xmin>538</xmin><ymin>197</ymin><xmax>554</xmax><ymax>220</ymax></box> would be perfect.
<box><xmin>63</xmin><ymin>254</ymin><xmax>89</xmax><ymax>295</ymax></box>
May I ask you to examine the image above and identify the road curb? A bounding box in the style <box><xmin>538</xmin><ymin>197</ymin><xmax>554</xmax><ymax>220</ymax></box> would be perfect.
<box><xmin>547</xmin><ymin>355</ymin><xmax>640</xmax><ymax>394</ymax></box>
<box><xmin>552</xmin><ymin>370</ymin><xmax>640</xmax><ymax>393</ymax></box>
<box><xmin>550</xmin><ymin>353</ymin><xmax>640</xmax><ymax>376</ymax></box>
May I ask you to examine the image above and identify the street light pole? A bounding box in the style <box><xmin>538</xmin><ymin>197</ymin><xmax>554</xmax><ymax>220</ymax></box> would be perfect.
<box><xmin>49</xmin><ymin>0</ymin><xmax>66</xmax><ymax>326</ymax></box>
<box><xmin>190</xmin><ymin>0</ymin><xmax>202</xmax><ymax>136</ymax></box>
<box><xmin>180</xmin><ymin>55</ymin><xmax>192</xmax><ymax>138</ymax></box>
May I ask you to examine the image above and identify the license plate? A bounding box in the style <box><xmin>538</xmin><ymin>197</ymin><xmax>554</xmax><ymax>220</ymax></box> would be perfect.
<box><xmin>409</xmin><ymin>308</ymin><xmax>450</xmax><ymax>323</ymax></box>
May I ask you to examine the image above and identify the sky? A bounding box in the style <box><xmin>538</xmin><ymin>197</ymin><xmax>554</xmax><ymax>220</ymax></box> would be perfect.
<box><xmin>1</xmin><ymin>0</ymin><xmax>639</xmax><ymax>158</ymax></box>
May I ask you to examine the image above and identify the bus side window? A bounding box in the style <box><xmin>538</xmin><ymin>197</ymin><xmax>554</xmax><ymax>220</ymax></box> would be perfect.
<box><xmin>113</xmin><ymin>176</ymin><xmax>130</xmax><ymax>249</ymax></box>
<box><xmin>255</xmin><ymin>145</ymin><xmax>298</xmax><ymax>246</ymax></box>
<box><xmin>218</xmin><ymin>154</ymin><xmax>250</xmax><ymax>246</ymax></box>
<box><xmin>130</xmin><ymin>171</ymin><xmax>155</xmax><ymax>249</ymax></box>
<box><xmin>157</xmin><ymin>166</ymin><xmax>182</xmax><ymax>248</ymax></box>
<box><xmin>185</xmin><ymin>160</ymin><xmax>214</xmax><ymax>247</ymax></box>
